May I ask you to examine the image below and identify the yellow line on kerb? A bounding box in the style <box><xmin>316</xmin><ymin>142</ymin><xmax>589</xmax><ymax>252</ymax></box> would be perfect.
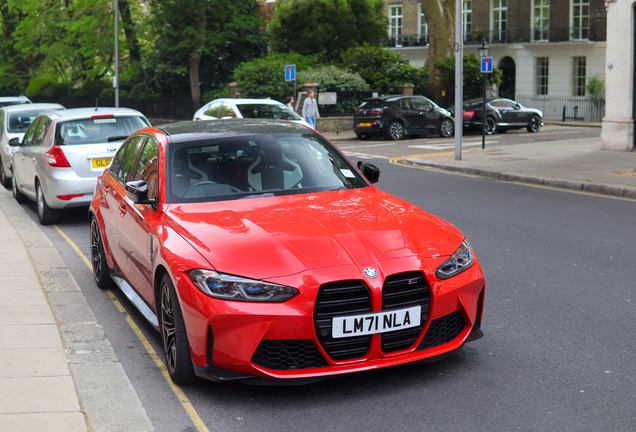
<box><xmin>389</xmin><ymin>150</ymin><xmax>469</xmax><ymax>165</ymax></box>
<box><xmin>53</xmin><ymin>224</ymin><xmax>210</xmax><ymax>432</ymax></box>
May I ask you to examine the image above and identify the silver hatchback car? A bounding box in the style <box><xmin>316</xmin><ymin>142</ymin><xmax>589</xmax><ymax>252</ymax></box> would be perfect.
<box><xmin>11</xmin><ymin>107</ymin><xmax>150</xmax><ymax>224</ymax></box>
<box><xmin>0</xmin><ymin>103</ymin><xmax>65</xmax><ymax>188</ymax></box>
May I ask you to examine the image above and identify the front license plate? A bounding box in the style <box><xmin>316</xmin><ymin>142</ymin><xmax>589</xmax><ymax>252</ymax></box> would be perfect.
<box><xmin>332</xmin><ymin>305</ymin><xmax>421</xmax><ymax>339</ymax></box>
<box><xmin>359</xmin><ymin>122</ymin><xmax>372</xmax><ymax>127</ymax></box>
<box><xmin>92</xmin><ymin>158</ymin><xmax>112</xmax><ymax>168</ymax></box>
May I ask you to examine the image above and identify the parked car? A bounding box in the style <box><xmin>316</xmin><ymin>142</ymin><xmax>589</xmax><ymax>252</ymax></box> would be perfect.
<box><xmin>193</xmin><ymin>98</ymin><xmax>312</xmax><ymax>128</ymax></box>
<box><xmin>89</xmin><ymin>119</ymin><xmax>485</xmax><ymax>385</ymax></box>
<box><xmin>0</xmin><ymin>103</ymin><xmax>65</xmax><ymax>188</ymax></box>
<box><xmin>453</xmin><ymin>98</ymin><xmax>544</xmax><ymax>134</ymax></box>
<box><xmin>0</xmin><ymin>96</ymin><xmax>32</xmax><ymax>107</ymax></box>
<box><xmin>11</xmin><ymin>107</ymin><xmax>150</xmax><ymax>225</ymax></box>
<box><xmin>353</xmin><ymin>95</ymin><xmax>454</xmax><ymax>140</ymax></box>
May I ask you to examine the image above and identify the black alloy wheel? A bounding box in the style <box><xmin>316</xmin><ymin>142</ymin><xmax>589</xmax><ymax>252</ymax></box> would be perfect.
<box><xmin>37</xmin><ymin>183</ymin><xmax>59</xmax><ymax>225</ymax></box>
<box><xmin>90</xmin><ymin>217</ymin><xmax>114</xmax><ymax>289</ymax></box>
<box><xmin>0</xmin><ymin>159</ymin><xmax>9</xmax><ymax>189</ymax></box>
<box><xmin>527</xmin><ymin>115</ymin><xmax>542</xmax><ymax>133</ymax></box>
<box><xmin>12</xmin><ymin>173</ymin><xmax>27</xmax><ymax>203</ymax></box>
<box><xmin>160</xmin><ymin>274</ymin><xmax>196</xmax><ymax>384</ymax></box>
<box><xmin>387</xmin><ymin>121</ymin><xmax>405</xmax><ymax>140</ymax></box>
<box><xmin>484</xmin><ymin>116</ymin><xmax>497</xmax><ymax>135</ymax></box>
<box><xmin>439</xmin><ymin>118</ymin><xmax>454</xmax><ymax>138</ymax></box>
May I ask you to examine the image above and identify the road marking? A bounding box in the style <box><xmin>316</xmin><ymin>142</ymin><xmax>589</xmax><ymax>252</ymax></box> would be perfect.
<box><xmin>408</xmin><ymin>141</ymin><xmax>498</xmax><ymax>150</ymax></box>
<box><xmin>338</xmin><ymin>142</ymin><xmax>399</xmax><ymax>149</ymax></box>
<box><xmin>342</xmin><ymin>151</ymin><xmax>390</xmax><ymax>159</ymax></box>
<box><xmin>53</xmin><ymin>225</ymin><xmax>211</xmax><ymax>432</ymax></box>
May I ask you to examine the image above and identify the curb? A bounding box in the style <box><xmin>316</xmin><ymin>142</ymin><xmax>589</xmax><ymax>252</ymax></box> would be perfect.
<box><xmin>407</xmin><ymin>159</ymin><xmax>636</xmax><ymax>199</ymax></box>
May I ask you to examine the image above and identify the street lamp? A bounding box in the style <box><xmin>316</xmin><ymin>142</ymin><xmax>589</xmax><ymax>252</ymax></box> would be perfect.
<box><xmin>478</xmin><ymin>40</ymin><xmax>490</xmax><ymax>149</ymax></box>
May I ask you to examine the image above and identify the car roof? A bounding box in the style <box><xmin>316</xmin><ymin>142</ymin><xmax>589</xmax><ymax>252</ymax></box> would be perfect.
<box><xmin>2</xmin><ymin>103</ymin><xmax>65</xmax><ymax>113</ymax></box>
<box><xmin>0</xmin><ymin>96</ymin><xmax>31</xmax><ymax>102</ymax></box>
<box><xmin>43</xmin><ymin>107</ymin><xmax>146</xmax><ymax>121</ymax></box>
<box><xmin>364</xmin><ymin>95</ymin><xmax>429</xmax><ymax>102</ymax></box>
<box><xmin>156</xmin><ymin>119</ymin><xmax>312</xmax><ymax>143</ymax></box>
<box><xmin>210</xmin><ymin>98</ymin><xmax>285</xmax><ymax>106</ymax></box>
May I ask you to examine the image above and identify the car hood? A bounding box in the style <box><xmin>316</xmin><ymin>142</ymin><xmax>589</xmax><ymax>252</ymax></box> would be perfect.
<box><xmin>164</xmin><ymin>188</ymin><xmax>464</xmax><ymax>279</ymax></box>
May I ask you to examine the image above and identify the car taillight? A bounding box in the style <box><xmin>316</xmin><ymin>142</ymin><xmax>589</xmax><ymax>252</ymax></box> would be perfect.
<box><xmin>371</xmin><ymin>108</ymin><xmax>382</xmax><ymax>114</ymax></box>
<box><xmin>463</xmin><ymin>111</ymin><xmax>475</xmax><ymax>117</ymax></box>
<box><xmin>45</xmin><ymin>146</ymin><xmax>71</xmax><ymax>167</ymax></box>
<box><xmin>91</xmin><ymin>114</ymin><xmax>115</xmax><ymax>119</ymax></box>
<box><xmin>57</xmin><ymin>194</ymin><xmax>84</xmax><ymax>201</ymax></box>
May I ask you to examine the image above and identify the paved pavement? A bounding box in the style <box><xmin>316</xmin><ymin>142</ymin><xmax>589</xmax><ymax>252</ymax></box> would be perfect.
<box><xmin>0</xmin><ymin>121</ymin><xmax>634</xmax><ymax>431</ymax></box>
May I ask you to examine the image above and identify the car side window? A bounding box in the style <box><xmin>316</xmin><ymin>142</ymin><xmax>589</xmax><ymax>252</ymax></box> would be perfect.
<box><xmin>0</xmin><ymin>111</ymin><xmax>5</xmax><ymax>137</ymax></box>
<box><xmin>32</xmin><ymin>118</ymin><xmax>51</xmax><ymax>146</ymax></box>
<box><xmin>400</xmin><ymin>99</ymin><xmax>414</xmax><ymax>110</ymax></box>
<box><xmin>219</xmin><ymin>103</ymin><xmax>237</xmax><ymax>118</ymax></box>
<box><xmin>132</xmin><ymin>137</ymin><xmax>159</xmax><ymax>201</ymax></box>
<box><xmin>22</xmin><ymin>118</ymin><xmax>41</xmax><ymax>146</ymax></box>
<box><xmin>203</xmin><ymin>101</ymin><xmax>222</xmax><ymax>118</ymax></box>
<box><xmin>111</xmin><ymin>136</ymin><xmax>146</xmax><ymax>183</ymax></box>
<box><xmin>412</xmin><ymin>98</ymin><xmax>432</xmax><ymax>111</ymax></box>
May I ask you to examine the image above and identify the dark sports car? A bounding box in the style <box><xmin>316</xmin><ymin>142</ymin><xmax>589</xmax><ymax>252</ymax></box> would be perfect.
<box><xmin>353</xmin><ymin>95</ymin><xmax>454</xmax><ymax>140</ymax></box>
<box><xmin>453</xmin><ymin>98</ymin><xmax>543</xmax><ymax>134</ymax></box>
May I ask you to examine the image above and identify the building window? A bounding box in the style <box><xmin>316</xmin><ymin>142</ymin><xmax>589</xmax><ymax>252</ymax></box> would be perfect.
<box><xmin>536</xmin><ymin>57</ymin><xmax>549</xmax><ymax>95</ymax></box>
<box><xmin>572</xmin><ymin>0</ymin><xmax>589</xmax><ymax>40</ymax></box>
<box><xmin>533</xmin><ymin>0</ymin><xmax>549</xmax><ymax>41</ymax></box>
<box><xmin>463</xmin><ymin>1</ymin><xmax>472</xmax><ymax>38</ymax></box>
<box><xmin>572</xmin><ymin>57</ymin><xmax>586</xmax><ymax>96</ymax></box>
<box><xmin>389</xmin><ymin>5</ymin><xmax>403</xmax><ymax>40</ymax></box>
<box><xmin>417</xmin><ymin>3</ymin><xmax>428</xmax><ymax>44</ymax></box>
<box><xmin>493</xmin><ymin>0</ymin><xmax>507</xmax><ymax>42</ymax></box>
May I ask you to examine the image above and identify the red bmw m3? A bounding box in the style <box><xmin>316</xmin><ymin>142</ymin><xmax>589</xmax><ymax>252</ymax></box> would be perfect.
<box><xmin>89</xmin><ymin>119</ymin><xmax>485</xmax><ymax>384</ymax></box>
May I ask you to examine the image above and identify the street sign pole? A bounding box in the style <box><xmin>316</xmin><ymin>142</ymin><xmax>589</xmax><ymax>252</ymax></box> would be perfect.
<box><xmin>480</xmin><ymin>56</ymin><xmax>493</xmax><ymax>149</ymax></box>
<box><xmin>285</xmin><ymin>64</ymin><xmax>297</xmax><ymax>108</ymax></box>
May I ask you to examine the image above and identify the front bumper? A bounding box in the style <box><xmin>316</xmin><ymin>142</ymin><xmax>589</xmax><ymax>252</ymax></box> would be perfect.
<box><xmin>176</xmin><ymin>257</ymin><xmax>485</xmax><ymax>381</ymax></box>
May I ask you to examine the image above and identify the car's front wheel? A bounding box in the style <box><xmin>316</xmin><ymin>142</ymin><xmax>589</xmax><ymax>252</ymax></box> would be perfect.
<box><xmin>484</xmin><ymin>116</ymin><xmax>497</xmax><ymax>135</ymax></box>
<box><xmin>90</xmin><ymin>217</ymin><xmax>114</xmax><ymax>289</ymax></box>
<box><xmin>12</xmin><ymin>173</ymin><xmax>27</xmax><ymax>204</ymax></box>
<box><xmin>160</xmin><ymin>274</ymin><xmax>196</xmax><ymax>384</ymax></box>
<box><xmin>439</xmin><ymin>118</ymin><xmax>454</xmax><ymax>138</ymax></box>
<box><xmin>37</xmin><ymin>182</ymin><xmax>59</xmax><ymax>225</ymax></box>
<box><xmin>387</xmin><ymin>121</ymin><xmax>405</xmax><ymax>140</ymax></box>
<box><xmin>527</xmin><ymin>115</ymin><xmax>542</xmax><ymax>133</ymax></box>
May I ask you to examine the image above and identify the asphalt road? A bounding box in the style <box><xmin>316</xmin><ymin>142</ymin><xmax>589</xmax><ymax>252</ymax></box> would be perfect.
<box><xmin>15</xmin><ymin>125</ymin><xmax>636</xmax><ymax>431</ymax></box>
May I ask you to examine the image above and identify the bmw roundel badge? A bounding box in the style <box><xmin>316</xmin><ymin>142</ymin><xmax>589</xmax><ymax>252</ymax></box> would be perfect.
<box><xmin>364</xmin><ymin>267</ymin><xmax>378</xmax><ymax>278</ymax></box>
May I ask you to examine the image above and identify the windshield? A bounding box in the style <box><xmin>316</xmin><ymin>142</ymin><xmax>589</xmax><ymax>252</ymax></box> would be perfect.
<box><xmin>235</xmin><ymin>104</ymin><xmax>303</xmax><ymax>121</ymax></box>
<box><xmin>8</xmin><ymin>109</ymin><xmax>64</xmax><ymax>133</ymax></box>
<box><xmin>54</xmin><ymin>116</ymin><xmax>149</xmax><ymax>146</ymax></box>
<box><xmin>168</xmin><ymin>133</ymin><xmax>367</xmax><ymax>203</ymax></box>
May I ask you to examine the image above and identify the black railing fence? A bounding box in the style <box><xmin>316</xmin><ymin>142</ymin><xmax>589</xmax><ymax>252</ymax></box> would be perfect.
<box><xmin>515</xmin><ymin>95</ymin><xmax>605</xmax><ymax>122</ymax></box>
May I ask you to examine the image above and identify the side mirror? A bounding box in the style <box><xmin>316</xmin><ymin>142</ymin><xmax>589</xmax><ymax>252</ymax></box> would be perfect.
<box><xmin>357</xmin><ymin>161</ymin><xmax>381</xmax><ymax>184</ymax></box>
<box><xmin>515</xmin><ymin>104</ymin><xmax>521</xmax><ymax>110</ymax></box>
<box><xmin>9</xmin><ymin>137</ymin><xmax>20</xmax><ymax>146</ymax></box>
<box><xmin>125</xmin><ymin>180</ymin><xmax>155</xmax><ymax>205</ymax></box>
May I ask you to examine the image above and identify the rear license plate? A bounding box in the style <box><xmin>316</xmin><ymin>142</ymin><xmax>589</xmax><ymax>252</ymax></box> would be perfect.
<box><xmin>332</xmin><ymin>305</ymin><xmax>421</xmax><ymax>339</ymax></box>
<box><xmin>359</xmin><ymin>122</ymin><xmax>372</xmax><ymax>127</ymax></box>
<box><xmin>92</xmin><ymin>158</ymin><xmax>112</xmax><ymax>168</ymax></box>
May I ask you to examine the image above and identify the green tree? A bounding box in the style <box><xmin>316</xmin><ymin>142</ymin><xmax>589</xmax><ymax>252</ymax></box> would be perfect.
<box><xmin>147</xmin><ymin>0</ymin><xmax>265</xmax><ymax>100</ymax></box>
<box><xmin>341</xmin><ymin>44</ymin><xmax>429</xmax><ymax>95</ymax></box>
<box><xmin>420</xmin><ymin>0</ymin><xmax>456</xmax><ymax>103</ymax></box>
<box><xmin>435</xmin><ymin>54</ymin><xmax>502</xmax><ymax>101</ymax></box>
<box><xmin>0</xmin><ymin>0</ymin><xmax>34</xmax><ymax>94</ymax></box>
<box><xmin>269</xmin><ymin>0</ymin><xmax>387</xmax><ymax>61</ymax></box>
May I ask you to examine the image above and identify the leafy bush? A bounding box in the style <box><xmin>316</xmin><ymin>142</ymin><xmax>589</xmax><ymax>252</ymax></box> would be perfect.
<box><xmin>434</xmin><ymin>54</ymin><xmax>502</xmax><ymax>100</ymax></box>
<box><xmin>42</xmin><ymin>83</ymin><xmax>72</xmax><ymax>97</ymax></box>
<box><xmin>74</xmin><ymin>79</ymin><xmax>110</xmax><ymax>98</ymax></box>
<box><xmin>587</xmin><ymin>75</ymin><xmax>605</xmax><ymax>100</ymax></box>
<box><xmin>298</xmin><ymin>65</ymin><xmax>369</xmax><ymax>114</ymax></box>
<box><xmin>341</xmin><ymin>44</ymin><xmax>429</xmax><ymax>95</ymax></box>
<box><xmin>25</xmin><ymin>78</ymin><xmax>57</xmax><ymax>98</ymax></box>
<box><xmin>233</xmin><ymin>52</ymin><xmax>319</xmax><ymax>101</ymax></box>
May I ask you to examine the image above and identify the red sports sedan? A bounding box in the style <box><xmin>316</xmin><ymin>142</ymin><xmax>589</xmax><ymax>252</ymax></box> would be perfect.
<box><xmin>89</xmin><ymin>119</ymin><xmax>485</xmax><ymax>384</ymax></box>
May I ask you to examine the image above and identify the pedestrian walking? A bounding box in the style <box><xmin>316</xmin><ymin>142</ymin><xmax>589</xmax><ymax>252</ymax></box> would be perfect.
<box><xmin>302</xmin><ymin>90</ymin><xmax>320</xmax><ymax>128</ymax></box>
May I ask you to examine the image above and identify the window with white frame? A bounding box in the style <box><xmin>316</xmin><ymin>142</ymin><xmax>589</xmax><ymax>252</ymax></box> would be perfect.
<box><xmin>572</xmin><ymin>57</ymin><xmax>586</xmax><ymax>96</ymax></box>
<box><xmin>533</xmin><ymin>0</ymin><xmax>549</xmax><ymax>41</ymax></box>
<box><xmin>463</xmin><ymin>1</ymin><xmax>472</xmax><ymax>37</ymax></box>
<box><xmin>493</xmin><ymin>0</ymin><xmax>507</xmax><ymax>42</ymax></box>
<box><xmin>536</xmin><ymin>57</ymin><xmax>549</xmax><ymax>95</ymax></box>
<box><xmin>572</xmin><ymin>0</ymin><xmax>589</xmax><ymax>40</ymax></box>
<box><xmin>389</xmin><ymin>5</ymin><xmax>403</xmax><ymax>40</ymax></box>
<box><xmin>417</xmin><ymin>3</ymin><xmax>428</xmax><ymax>44</ymax></box>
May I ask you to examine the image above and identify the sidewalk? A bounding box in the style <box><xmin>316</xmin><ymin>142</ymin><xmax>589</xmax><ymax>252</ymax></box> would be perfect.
<box><xmin>0</xmin><ymin>187</ymin><xmax>154</xmax><ymax>432</ymax></box>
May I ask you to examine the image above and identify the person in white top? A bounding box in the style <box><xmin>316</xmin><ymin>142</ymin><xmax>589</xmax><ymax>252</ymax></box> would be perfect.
<box><xmin>302</xmin><ymin>90</ymin><xmax>320</xmax><ymax>128</ymax></box>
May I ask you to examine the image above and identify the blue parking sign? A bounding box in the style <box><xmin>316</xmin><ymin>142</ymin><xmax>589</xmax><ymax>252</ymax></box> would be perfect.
<box><xmin>285</xmin><ymin>64</ymin><xmax>296</xmax><ymax>81</ymax></box>
<box><xmin>481</xmin><ymin>57</ymin><xmax>493</xmax><ymax>73</ymax></box>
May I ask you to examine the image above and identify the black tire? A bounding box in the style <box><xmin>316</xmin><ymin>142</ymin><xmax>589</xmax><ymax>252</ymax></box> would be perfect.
<box><xmin>12</xmin><ymin>172</ymin><xmax>27</xmax><ymax>204</ymax></box>
<box><xmin>160</xmin><ymin>274</ymin><xmax>196</xmax><ymax>384</ymax></box>
<box><xmin>527</xmin><ymin>115</ymin><xmax>542</xmax><ymax>133</ymax></box>
<box><xmin>356</xmin><ymin>134</ymin><xmax>371</xmax><ymax>141</ymax></box>
<box><xmin>90</xmin><ymin>217</ymin><xmax>114</xmax><ymax>289</ymax></box>
<box><xmin>484</xmin><ymin>116</ymin><xmax>497</xmax><ymax>135</ymax></box>
<box><xmin>439</xmin><ymin>118</ymin><xmax>454</xmax><ymax>138</ymax></box>
<box><xmin>386</xmin><ymin>120</ymin><xmax>405</xmax><ymax>140</ymax></box>
<box><xmin>0</xmin><ymin>159</ymin><xmax>10</xmax><ymax>189</ymax></box>
<box><xmin>37</xmin><ymin>182</ymin><xmax>59</xmax><ymax>225</ymax></box>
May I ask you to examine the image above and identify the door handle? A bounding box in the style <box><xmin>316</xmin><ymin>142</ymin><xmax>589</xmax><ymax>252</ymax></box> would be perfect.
<box><xmin>119</xmin><ymin>202</ymin><xmax>127</xmax><ymax>216</ymax></box>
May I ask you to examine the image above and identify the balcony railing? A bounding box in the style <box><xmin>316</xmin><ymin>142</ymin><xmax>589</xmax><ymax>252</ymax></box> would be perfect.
<box><xmin>464</xmin><ymin>30</ymin><xmax>509</xmax><ymax>45</ymax></box>
<box><xmin>383</xmin><ymin>34</ymin><xmax>429</xmax><ymax>48</ymax></box>
<box><xmin>515</xmin><ymin>26</ymin><xmax>601</xmax><ymax>43</ymax></box>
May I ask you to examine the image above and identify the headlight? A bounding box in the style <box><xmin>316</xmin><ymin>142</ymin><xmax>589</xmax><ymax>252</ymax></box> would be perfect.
<box><xmin>187</xmin><ymin>269</ymin><xmax>299</xmax><ymax>302</ymax></box>
<box><xmin>435</xmin><ymin>240</ymin><xmax>474</xmax><ymax>280</ymax></box>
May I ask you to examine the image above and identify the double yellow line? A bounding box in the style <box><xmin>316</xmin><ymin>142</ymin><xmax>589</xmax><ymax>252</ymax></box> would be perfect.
<box><xmin>53</xmin><ymin>225</ymin><xmax>210</xmax><ymax>432</ymax></box>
